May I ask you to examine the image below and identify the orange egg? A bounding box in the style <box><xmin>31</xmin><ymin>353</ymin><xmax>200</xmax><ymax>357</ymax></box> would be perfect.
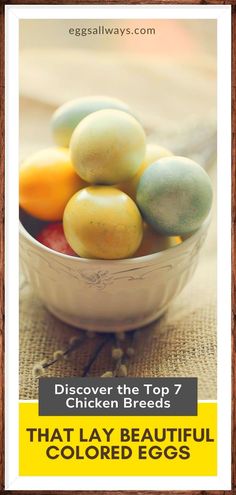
<box><xmin>19</xmin><ymin>147</ymin><xmax>86</xmax><ymax>221</ymax></box>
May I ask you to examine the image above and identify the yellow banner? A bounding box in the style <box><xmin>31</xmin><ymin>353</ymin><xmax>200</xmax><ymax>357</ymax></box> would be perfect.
<box><xmin>19</xmin><ymin>402</ymin><xmax>217</xmax><ymax>476</ymax></box>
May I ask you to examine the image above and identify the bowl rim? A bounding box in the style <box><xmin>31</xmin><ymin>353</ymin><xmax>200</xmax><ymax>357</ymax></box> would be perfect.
<box><xmin>19</xmin><ymin>214</ymin><xmax>211</xmax><ymax>266</ymax></box>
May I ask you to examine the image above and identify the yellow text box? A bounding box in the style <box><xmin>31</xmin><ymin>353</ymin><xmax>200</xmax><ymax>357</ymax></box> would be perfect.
<box><xmin>19</xmin><ymin>402</ymin><xmax>217</xmax><ymax>476</ymax></box>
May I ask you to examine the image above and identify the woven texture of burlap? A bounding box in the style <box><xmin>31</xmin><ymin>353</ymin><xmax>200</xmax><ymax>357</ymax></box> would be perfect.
<box><xmin>19</xmin><ymin>23</ymin><xmax>217</xmax><ymax>400</ymax></box>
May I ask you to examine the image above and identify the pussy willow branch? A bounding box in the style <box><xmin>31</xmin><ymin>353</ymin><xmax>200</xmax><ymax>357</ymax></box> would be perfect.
<box><xmin>82</xmin><ymin>334</ymin><xmax>112</xmax><ymax>377</ymax></box>
<box><xmin>113</xmin><ymin>330</ymin><xmax>136</xmax><ymax>377</ymax></box>
<box><xmin>42</xmin><ymin>335</ymin><xmax>86</xmax><ymax>370</ymax></box>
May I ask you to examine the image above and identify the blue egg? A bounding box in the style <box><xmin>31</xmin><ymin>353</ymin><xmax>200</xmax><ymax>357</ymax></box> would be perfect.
<box><xmin>51</xmin><ymin>96</ymin><xmax>133</xmax><ymax>148</ymax></box>
<box><xmin>136</xmin><ymin>156</ymin><xmax>213</xmax><ymax>236</ymax></box>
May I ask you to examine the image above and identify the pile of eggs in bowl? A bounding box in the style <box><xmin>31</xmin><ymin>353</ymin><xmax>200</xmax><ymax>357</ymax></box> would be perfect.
<box><xmin>19</xmin><ymin>96</ymin><xmax>213</xmax><ymax>260</ymax></box>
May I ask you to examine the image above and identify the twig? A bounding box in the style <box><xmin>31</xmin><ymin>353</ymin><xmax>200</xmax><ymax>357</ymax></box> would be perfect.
<box><xmin>82</xmin><ymin>334</ymin><xmax>112</xmax><ymax>377</ymax></box>
<box><xmin>42</xmin><ymin>335</ymin><xmax>85</xmax><ymax>370</ymax></box>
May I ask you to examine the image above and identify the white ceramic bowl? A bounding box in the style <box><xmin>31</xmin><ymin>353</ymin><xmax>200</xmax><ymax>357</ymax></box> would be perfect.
<box><xmin>19</xmin><ymin>217</ymin><xmax>210</xmax><ymax>332</ymax></box>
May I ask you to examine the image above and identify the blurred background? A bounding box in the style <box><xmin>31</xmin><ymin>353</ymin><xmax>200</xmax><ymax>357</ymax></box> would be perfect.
<box><xmin>19</xmin><ymin>19</ymin><xmax>216</xmax><ymax>162</ymax></box>
<box><xmin>19</xmin><ymin>19</ymin><xmax>217</xmax><ymax>400</ymax></box>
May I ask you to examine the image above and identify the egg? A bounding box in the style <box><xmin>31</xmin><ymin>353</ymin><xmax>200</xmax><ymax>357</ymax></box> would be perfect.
<box><xmin>136</xmin><ymin>156</ymin><xmax>213</xmax><ymax>236</ymax></box>
<box><xmin>70</xmin><ymin>109</ymin><xmax>146</xmax><ymax>185</ymax></box>
<box><xmin>51</xmin><ymin>96</ymin><xmax>133</xmax><ymax>147</ymax></box>
<box><xmin>36</xmin><ymin>223</ymin><xmax>77</xmax><ymax>256</ymax></box>
<box><xmin>19</xmin><ymin>147</ymin><xmax>86</xmax><ymax>221</ymax></box>
<box><xmin>134</xmin><ymin>223</ymin><xmax>181</xmax><ymax>257</ymax></box>
<box><xmin>117</xmin><ymin>143</ymin><xmax>173</xmax><ymax>199</ymax></box>
<box><xmin>63</xmin><ymin>186</ymin><xmax>143</xmax><ymax>259</ymax></box>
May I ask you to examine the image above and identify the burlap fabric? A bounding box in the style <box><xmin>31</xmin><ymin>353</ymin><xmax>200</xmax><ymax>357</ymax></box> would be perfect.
<box><xmin>19</xmin><ymin>35</ymin><xmax>217</xmax><ymax>400</ymax></box>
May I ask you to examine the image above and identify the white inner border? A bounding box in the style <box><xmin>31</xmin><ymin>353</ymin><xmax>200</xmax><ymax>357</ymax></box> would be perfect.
<box><xmin>5</xmin><ymin>4</ymin><xmax>232</xmax><ymax>491</ymax></box>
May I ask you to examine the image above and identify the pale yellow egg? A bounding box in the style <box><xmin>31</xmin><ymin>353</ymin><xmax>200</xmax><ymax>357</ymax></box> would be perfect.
<box><xmin>134</xmin><ymin>223</ymin><xmax>181</xmax><ymax>257</ymax></box>
<box><xmin>117</xmin><ymin>143</ymin><xmax>173</xmax><ymax>199</ymax></box>
<box><xmin>70</xmin><ymin>109</ymin><xmax>146</xmax><ymax>185</ymax></box>
<box><xmin>63</xmin><ymin>186</ymin><xmax>143</xmax><ymax>259</ymax></box>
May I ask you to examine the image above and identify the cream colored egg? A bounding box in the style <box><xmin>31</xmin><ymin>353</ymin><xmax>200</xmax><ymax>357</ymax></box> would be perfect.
<box><xmin>70</xmin><ymin>109</ymin><xmax>146</xmax><ymax>185</ymax></box>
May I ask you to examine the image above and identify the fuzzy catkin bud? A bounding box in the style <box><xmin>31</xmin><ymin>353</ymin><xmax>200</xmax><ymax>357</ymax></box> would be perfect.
<box><xmin>32</xmin><ymin>363</ymin><xmax>45</xmax><ymax>378</ymax></box>
<box><xmin>117</xmin><ymin>364</ymin><xmax>128</xmax><ymax>377</ymax></box>
<box><xmin>53</xmin><ymin>350</ymin><xmax>64</xmax><ymax>361</ymax></box>
<box><xmin>69</xmin><ymin>335</ymin><xmax>82</xmax><ymax>346</ymax></box>
<box><xmin>126</xmin><ymin>347</ymin><xmax>135</xmax><ymax>357</ymax></box>
<box><xmin>101</xmin><ymin>371</ymin><xmax>113</xmax><ymax>378</ymax></box>
<box><xmin>112</xmin><ymin>348</ymin><xmax>124</xmax><ymax>360</ymax></box>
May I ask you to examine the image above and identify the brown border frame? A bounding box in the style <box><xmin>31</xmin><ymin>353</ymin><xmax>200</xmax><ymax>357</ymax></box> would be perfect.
<box><xmin>0</xmin><ymin>1</ymin><xmax>235</xmax><ymax>494</ymax></box>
